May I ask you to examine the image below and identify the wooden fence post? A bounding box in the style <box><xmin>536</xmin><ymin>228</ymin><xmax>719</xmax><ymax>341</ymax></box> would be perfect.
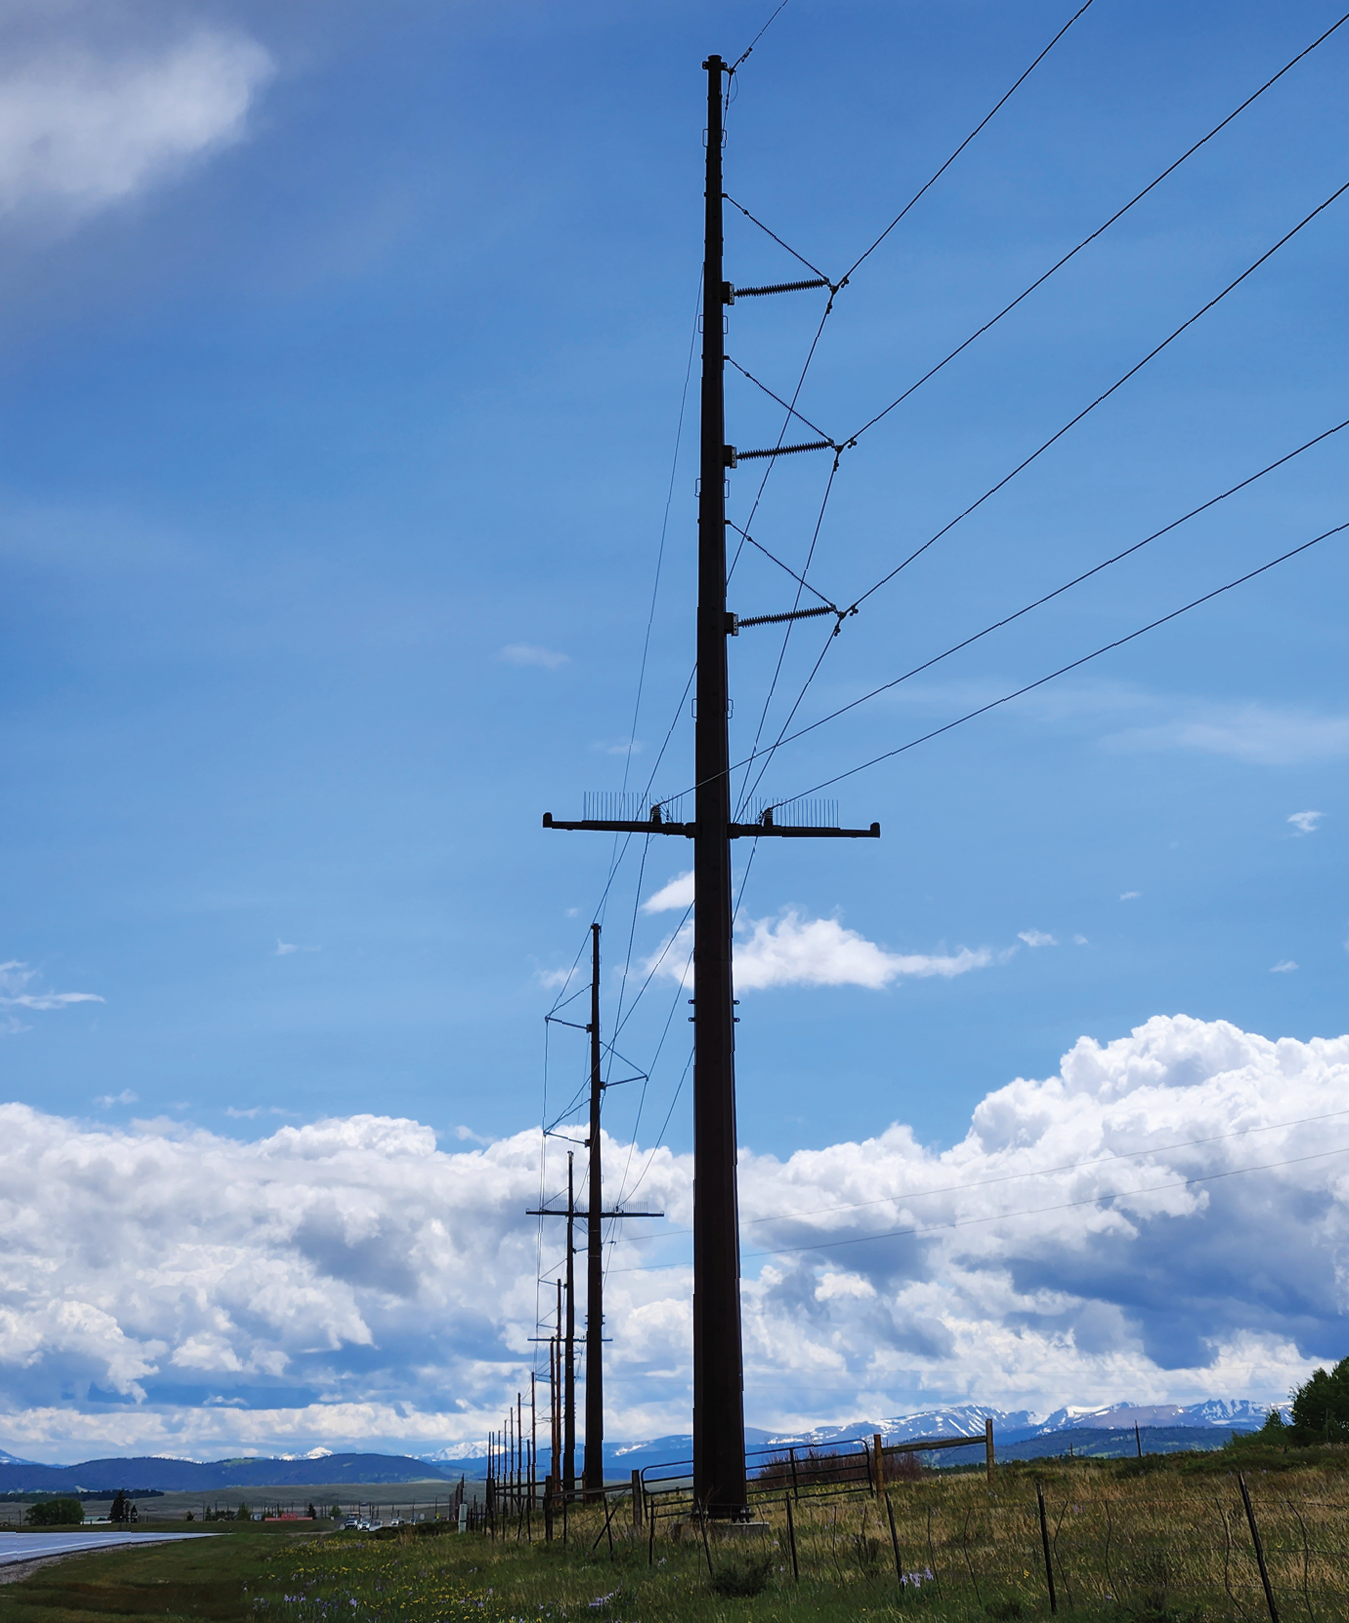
<box><xmin>631</xmin><ymin>1470</ymin><xmax>643</xmax><ymax>1529</ymax></box>
<box><xmin>784</xmin><ymin>1493</ymin><xmax>799</xmax><ymax>1582</ymax></box>
<box><xmin>985</xmin><ymin>1417</ymin><xmax>995</xmax><ymax>1487</ymax></box>
<box><xmin>1036</xmin><ymin>1481</ymin><xmax>1057</xmax><ymax>1614</ymax></box>
<box><xmin>1238</xmin><ymin>1473</ymin><xmax>1280</xmax><ymax>1623</ymax></box>
<box><xmin>885</xmin><ymin>1489</ymin><xmax>903</xmax><ymax>1585</ymax></box>
<box><xmin>874</xmin><ymin>1432</ymin><xmax>885</xmax><ymax>1498</ymax></box>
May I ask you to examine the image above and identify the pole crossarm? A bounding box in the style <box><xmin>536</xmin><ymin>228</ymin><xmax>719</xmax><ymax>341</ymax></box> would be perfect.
<box><xmin>528</xmin><ymin>1208</ymin><xmax>664</xmax><ymax>1219</ymax></box>
<box><xmin>543</xmin><ymin>813</ymin><xmax>879</xmax><ymax>839</ymax></box>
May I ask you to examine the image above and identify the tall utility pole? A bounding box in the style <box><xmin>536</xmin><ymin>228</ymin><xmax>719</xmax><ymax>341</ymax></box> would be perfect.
<box><xmin>691</xmin><ymin>51</ymin><xmax>745</xmax><ymax>1520</ymax></box>
<box><xmin>584</xmin><ymin>924</ymin><xmax>605</xmax><ymax>1499</ymax></box>
<box><xmin>543</xmin><ymin>54</ymin><xmax>878</xmax><ymax>1519</ymax></box>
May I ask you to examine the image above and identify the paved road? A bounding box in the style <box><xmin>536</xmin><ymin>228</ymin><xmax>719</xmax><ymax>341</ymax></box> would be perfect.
<box><xmin>0</xmin><ymin>1530</ymin><xmax>210</xmax><ymax>1565</ymax></box>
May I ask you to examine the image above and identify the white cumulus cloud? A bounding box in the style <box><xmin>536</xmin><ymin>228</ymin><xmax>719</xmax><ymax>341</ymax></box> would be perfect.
<box><xmin>0</xmin><ymin>1016</ymin><xmax>1344</xmax><ymax>1459</ymax></box>
<box><xmin>642</xmin><ymin>871</ymin><xmax>694</xmax><ymax>914</ymax></box>
<box><xmin>0</xmin><ymin>29</ymin><xmax>274</xmax><ymax>219</ymax></box>
<box><xmin>1018</xmin><ymin>930</ymin><xmax>1057</xmax><ymax>948</ymax></box>
<box><xmin>734</xmin><ymin>913</ymin><xmax>994</xmax><ymax>991</ymax></box>
<box><xmin>1288</xmin><ymin>811</ymin><xmax>1323</xmax><ymax>835</ymax></box>
<box><xmin>640</xmin><ymin>911</ymin><xmax>995</xmax><ymax>992</ymax></box>
<box><xmin>1270</xmin><ymin>961</ymin><xmax>1298</xmax><ymax>974</ymax></box>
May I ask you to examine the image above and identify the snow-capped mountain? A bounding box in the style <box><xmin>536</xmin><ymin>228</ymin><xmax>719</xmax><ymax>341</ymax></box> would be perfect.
<box><xmin>416</xmin><ymin>1395</ymin><xmax>1282</xmax><ymax>1474</ymax></box>
<box><xmin>1037</xmin><ymin>1399</ymin><xmax>1281</xmax><ymax>1432</ymax></box>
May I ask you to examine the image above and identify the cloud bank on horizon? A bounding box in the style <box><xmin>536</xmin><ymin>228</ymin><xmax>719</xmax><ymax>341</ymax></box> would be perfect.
<box><xmin>0</xmin><ymin>1014</ymin><xmax>1344</xmax><ymax>1462</ymax></box>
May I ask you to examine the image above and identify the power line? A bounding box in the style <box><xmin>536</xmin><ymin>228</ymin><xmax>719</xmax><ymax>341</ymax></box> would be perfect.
<box><xmin>663</xmin><ymin>421</ymin><xmax>1349</xmax><ymax>811</ymax></box>
<box><xmin>783</xmin><ymin>519</ymin><xmax>1349</xmax><ymax>804</ymax></box>
<box><xmin>842</xmin><ymin>7</ymin><xmax>1349</xmax><ymax>448</ymax></box>
<box><xmin>842</xmin><ymin>0</ymin><xmax>1099</xmax><ymax>282</ymax></box>
<box><xmin>737</xmin><ymin>417</ymin><xmax>1349</xmax><ymax>775</ymax></box>
<box><xmin>848</xmin><ymin>177</ymin><xmax>1349</xmax><ymax>610</ymax></box>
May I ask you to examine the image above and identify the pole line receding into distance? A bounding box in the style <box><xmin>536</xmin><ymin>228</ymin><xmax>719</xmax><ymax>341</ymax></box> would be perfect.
<box><xmin>781</xmin><ymin>519</ymin><xmax>1349</xmax><ymax>807</ymax></box>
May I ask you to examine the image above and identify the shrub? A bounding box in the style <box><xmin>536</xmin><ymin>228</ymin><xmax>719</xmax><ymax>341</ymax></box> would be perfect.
<box><xmin>754</xmin><ymin>1448</ymin><xmax>866</xmax><ymax>1492</ymax></box>
<box><xmin>25</xmin><ymin>1497</ymin><xmax>83</xmax><ymax>1527</ymax></box>
<box><xmin>711</xmin><ymin>1553</ymin><xmax>773</xmax><ymax>1597</ymax></box>
<box><xmin>1290</xmin><ymin>1357</ymin><xmax>1349</xmax><ymax>1444</ymax></box>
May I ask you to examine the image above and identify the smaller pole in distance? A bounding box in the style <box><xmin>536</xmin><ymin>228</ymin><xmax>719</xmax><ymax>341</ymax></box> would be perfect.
<box><xmin>1135</xmin><ymin>1421</ymin><xmax>1143</xmax><ymax>1458</ymax></box>
<box><xmin>985</xmin><ymin>1417</ymin><xmax>995</xmax><ymax>1487</ymax></box>
<box><xmin>1036</xmin><ymin>1481</ymin><xmax>1057</xmax><ymax>1614</ymax></box>
<box><xmin>564</xmin><ymin>1153</ymin><xmax>577</xmax><ymax>1495</ymax></box>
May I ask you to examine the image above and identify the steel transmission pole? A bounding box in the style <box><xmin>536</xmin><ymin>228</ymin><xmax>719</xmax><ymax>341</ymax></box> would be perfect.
<box><xmin>692</xmin><ymin>52</ymin><xmax>748</xmax><ymax>1520</ymax></box>
<box><xmin>540</xmin><ymin>47</ymin><xmax>879</xmax><ymax>1526</ymax></box>
<box><xmin>583</xmin><ymin>923</ymin><xmax>605</xmax><ymax>1499</ymax></box>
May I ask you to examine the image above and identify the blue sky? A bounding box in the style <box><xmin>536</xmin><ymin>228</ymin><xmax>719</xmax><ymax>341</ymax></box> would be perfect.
<box><xmin>0</xmin><ymin>0</ymin><xmax>1347</xmax><ymax>1457</ymax></box>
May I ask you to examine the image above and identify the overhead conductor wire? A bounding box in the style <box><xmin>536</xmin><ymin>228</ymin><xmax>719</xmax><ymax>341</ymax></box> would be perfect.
<box><xmin>782</xmin><ymin>520</ymin><xmax>1349</xmax><ymax>805</ymax></box>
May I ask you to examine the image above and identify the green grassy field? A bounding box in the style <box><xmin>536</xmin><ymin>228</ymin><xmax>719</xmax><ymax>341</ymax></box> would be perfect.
<box><xmin>2</xmin><ymin>1446</ymin><xmax>1347</xmax><ymax>1623</ymax></box>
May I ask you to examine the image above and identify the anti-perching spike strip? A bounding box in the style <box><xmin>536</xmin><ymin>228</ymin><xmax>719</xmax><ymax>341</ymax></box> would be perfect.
<box><xmin>582</xmin><ymin>791</ymin><xmax>686</xmax><ymax>824</ymax></box>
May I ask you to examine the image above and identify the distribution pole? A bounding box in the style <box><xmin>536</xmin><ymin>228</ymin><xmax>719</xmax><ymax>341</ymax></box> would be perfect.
<box><xmin>553</xmin><ymin>1280</ymin><xmax>562</xmax><ymax>1477</ymax></box>
<box><xmin>564</xmin><ymin>1154</ymin><xmax>577</xmax><ymax>1495</ymax></box>
<box><xmin>692</xmin><ymin>51</ymin><xmax>747</xmax><ymax>1521</ymax></box>
<box><xmin>584</xmin><ymin>923</ymin><xmax>605</xmax><ymax>1499</ymax></box>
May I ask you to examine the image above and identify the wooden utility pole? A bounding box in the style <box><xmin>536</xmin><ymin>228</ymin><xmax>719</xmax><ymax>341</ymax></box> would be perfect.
<box><xmin>584</xmin><ymin>923</ymin><xmax>605</xmax><ymax>1499</ymax></box>
<box><xmin>543</xmin><ymin>55</ymin><xmax>877</xmax><ymax>1519</ymax></box>
<box><xmin>564</xmin><ymin>1155</ymin><xmax>577</xmax><ymax>1492</ymax></box>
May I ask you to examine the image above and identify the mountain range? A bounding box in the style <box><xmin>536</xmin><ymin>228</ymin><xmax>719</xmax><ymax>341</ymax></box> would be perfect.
<box><xmin>0</xmin><ymin>1399</ymin><xmax>1278</xmax><ymax>1493</ymax></box>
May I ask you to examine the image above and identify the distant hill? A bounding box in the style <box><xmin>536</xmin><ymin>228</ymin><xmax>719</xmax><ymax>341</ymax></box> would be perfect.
<box><xmin>0</xmin><ymin>1453</ymin><xmax>455</xmax><ymax>1493</ymax></box>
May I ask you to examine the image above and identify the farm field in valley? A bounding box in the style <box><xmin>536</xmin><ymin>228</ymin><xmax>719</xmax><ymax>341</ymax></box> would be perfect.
<box><xmin>2</xmin><ymin>1447</ymin><xmax>1347</xmax><ymax>1623</ymax></box>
